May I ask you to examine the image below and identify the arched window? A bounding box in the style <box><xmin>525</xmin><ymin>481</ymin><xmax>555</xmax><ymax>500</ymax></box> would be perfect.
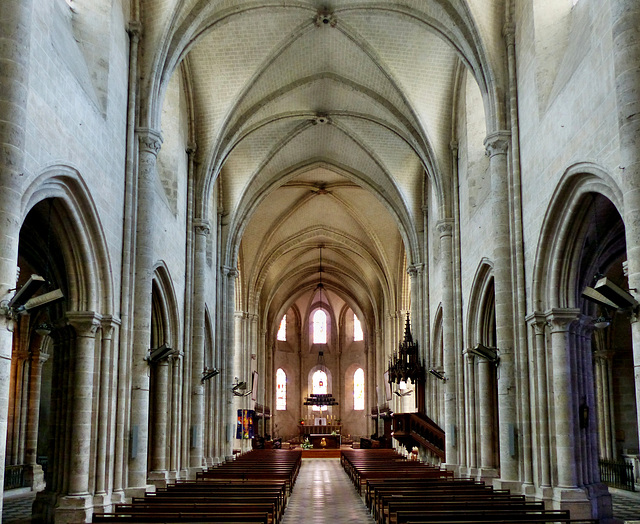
<box><xmin>276</xmin><ymin>368</ymin><xmax>287</xmax><ymax>410</ymax></box>
<box><xmin>277</xmin><ymin>315</ymin><xmax>286</xmax><ymax>341</ymax></box>
<box><xmin>353</xmin><ymin>314</ymin><xmax>363</xmax><ymax>341</ymax></box>
<box><xmin>313</xmin><ymin>309</ymin><xmax>327</xmax><ymax>344</ymax></box>
<box><xmin>312</xmin><ymin>369</ymin><xmax>328</xmax><ymax>411</ymax></box>
<box><xmin>354</xmin><ymin>368</ymin><xmax>365</xmax><ymax>410</ymax></box>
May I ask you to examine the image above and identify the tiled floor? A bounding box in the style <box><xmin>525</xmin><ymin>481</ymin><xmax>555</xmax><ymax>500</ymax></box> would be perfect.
<box><xmin>281</xmin><ymin>458</ymin><xmax>374</xmax><ymax>524</ymax></box>
<box><xmin>3</xmin><ymin>473</ymin><xmax>640</xmax><ymax>523</ymax></box>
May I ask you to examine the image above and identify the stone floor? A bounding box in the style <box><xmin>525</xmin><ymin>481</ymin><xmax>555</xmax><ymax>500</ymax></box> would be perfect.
<box><xmin>3</xmin><ymin>467</ymin><xmax>640</xmax><ymax>523</ymax></box>
<box><xmin>281</xmin><ymin>458</ymin><xmax>374</xmax><ymax>524</ymax></box>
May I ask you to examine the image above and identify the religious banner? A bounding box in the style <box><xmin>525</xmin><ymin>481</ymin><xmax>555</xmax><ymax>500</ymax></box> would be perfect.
<box><xmin>236</xmin><ymin>409</ymin><xmax>255</xmax><ymax>439</ymax></box>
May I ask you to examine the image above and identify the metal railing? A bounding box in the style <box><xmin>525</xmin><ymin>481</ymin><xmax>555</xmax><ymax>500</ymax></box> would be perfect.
<box><xmin>4</xmin><ymin>464</ymin><xmax>27</xmax><ymax>490</ymax></box>
<box><xmin>599</xmin><ymin>458</ymin><xmax>635</xmax><ymax>491</ymax></box>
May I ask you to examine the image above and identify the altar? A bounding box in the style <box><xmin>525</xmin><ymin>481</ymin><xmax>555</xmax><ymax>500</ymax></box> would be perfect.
<box><xmin>298</xmin><ymin>424</ymin><xmax>341</xmax><ymax>436</ymax></box>
<box><xmin>308</xmin><ymin>434</ymin><xmax>341</xmax><ymax>449</ymax></box>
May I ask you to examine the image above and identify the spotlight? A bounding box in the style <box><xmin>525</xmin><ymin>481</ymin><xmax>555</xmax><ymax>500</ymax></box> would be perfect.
<box><xmin>428</xmin><ymin>368</ymin><xmax>447</xmax><ymax>381</ymax></box>
<box><xmin>201</xmin><ymin>367</ymin><xmax>220</xmax><ymax>382</ymax></box>
<box><xmin>468</xmin><ymin>344</ymin><xmax>499</xmax><ymax>364</ymax></box>
<box><xmin>145</xmin><ymin>343</ymin><xmax>179</xmax><ymax>363</ymax></box>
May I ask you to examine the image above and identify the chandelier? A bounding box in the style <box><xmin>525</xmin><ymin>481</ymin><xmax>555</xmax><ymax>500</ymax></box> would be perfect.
<box><xmin>387</xmin><ymin>313</ymin><xmax>424</xmax><ymax>385</ymax></box>
<box><xmin>303</xmin><ymin>352</ymin><xmax>338</xmax><ymax>408</ymax></box>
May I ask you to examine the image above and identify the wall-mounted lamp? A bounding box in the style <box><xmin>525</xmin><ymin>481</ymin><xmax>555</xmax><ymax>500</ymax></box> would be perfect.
<box><xmin>428</xmin><ymin>368</ymin><xmax>447</xmax><ymax>381</ymax></box>
<box><xmin>593</xmin><ymin>316</ymin><xmax>611</xmax><ymax>330</ymax></box>
<box><xmin>468</xmin><ymin>344</ymin><xmax>499</xmax><ymax>364</ymax></box>
<box><xmin>35</xmin><ymin>323</ymin><xmax>53</xmax><ymax>336</ymax></box>
<box><xmin>201</xmin><ymin>367</ymin><xmax>220</xmax><ymax>383</ymax></box>
<box><xmin>232</xmin><ymin>377</ymin><xmax>252</xmax><ymax>397</ymax></box>
<box><xmin>1</xmin><ymin>274</ymin><xmax>64</xmax><ymax>318</ymax></box>
<box><xmin>145</xmin><ymin>343</ymin><xmax>179</xmax><ymax>363</ymax></box>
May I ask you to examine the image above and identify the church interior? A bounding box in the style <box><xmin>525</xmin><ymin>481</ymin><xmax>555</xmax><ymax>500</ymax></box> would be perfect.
<box><xmin>1</xmin><ymin>0</ymin><xmax>640</xmax><ymax>522</ymax></box>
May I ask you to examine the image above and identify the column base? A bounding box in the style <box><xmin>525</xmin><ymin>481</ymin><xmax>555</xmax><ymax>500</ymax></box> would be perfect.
<box><xmin>441</xmin><ymin>463</ymin><xmax>460</xmax><ymax>476</ymax></box>
<box><xmin>92</xmin><ymin>492</ymin><xmax>112</xmax><ymax>513</ymax></box>
<box><xmin>492</xmin><ymin>477</ymin><xmax>522</xmax><ymax>493</ymax></box>
<box><xmin>551</xmin><ymin>487</ymin><xmax>592</xmax><ymax>520</ymax></box>
<box><xmin>477</xmin><ymin>467</ymin><xmax>499</xmax><ymax>483</ymax></box>
<box><xmin>54</xmin><ymin>494</ymin><xmax>92</xmax><ymax>524</ymax></box>
<box><xmin>148</xmin><ymin>470</ymin><xmax>169</xmax><ymax>489</ymax></box>
<box><xmin>124</xmin><ymin>484</ymin><xmax>155</xmax><ymax>500</ymax></box>
<box><xmin>26</xmin><ymin>463</ymin><xmax>46</xmax><ymax>492</ymax></box>
<box><xmin>187</xmin><ymin>466</ymin><xmax>204</xmax><ymax>480</ymax></box>
<box><xmin>585</xmin><ymin>482</ymin><xmax>616</xmax><ymax>523</ymax></box>
<box><xmin>110</xmin><ymin>490</ymin><xmax>126</xmax><ymax>504</ymax></box>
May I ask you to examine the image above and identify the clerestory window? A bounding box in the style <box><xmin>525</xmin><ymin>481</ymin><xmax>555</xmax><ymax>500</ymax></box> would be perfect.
<box><xmin>277</xmin><ymin>315</ymin><xmax>286</xmax><ymax>341</ymax></box>
<box><xmin>353</xmin><ymin>314</ymin><xmax>363</xmax><ymax>341</ymax></box>
<box><xmin>354</xmin><ymin>368</ymin><xmax>365</xmax><ymax>410</ymax></box>
<box><xmin>313</xmin><ymin>309</ymin><xmax>327</xmax><ymax>344</ymax></box>
<box><xmin>276</xmin><ymin>368</ymin><xmax>287</xmax><ymax>410</ymax></box>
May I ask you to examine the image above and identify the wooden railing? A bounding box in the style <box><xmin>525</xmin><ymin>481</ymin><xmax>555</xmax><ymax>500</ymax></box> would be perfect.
<box><xmin>392</xmin><ymin>412</ymin><xmax>445</xmax><ymax>460</ymax></box>
<box><xmin>599</xmin><ymin>458</ymin><xmax>635</xmax><ymax>491</ymax></box>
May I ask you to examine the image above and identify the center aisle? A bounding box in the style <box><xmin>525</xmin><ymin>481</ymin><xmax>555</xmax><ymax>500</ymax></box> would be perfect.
<box><xmin>282</xmin><ymin>457</ymin><xmax>375</xmax><ymax>524</ymax></box>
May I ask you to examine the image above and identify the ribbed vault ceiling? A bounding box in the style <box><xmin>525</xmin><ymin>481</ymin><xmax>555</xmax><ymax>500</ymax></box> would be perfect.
<box><xmin>147</xmin><ymin>0</ymin><xmax>499</xmax><ymax>328</ymax></box>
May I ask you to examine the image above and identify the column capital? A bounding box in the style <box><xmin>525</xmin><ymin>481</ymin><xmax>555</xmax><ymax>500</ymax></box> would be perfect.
<box><xmin>525</xmin><ymin>311</ymin><xmax>548</xmax><ymax>334</ymax></box>
<box><xmin>436</xmin><ymin>218</ymin><xmax>454</xmax><ymax>238</ymax></box>
<box><xmin>127</xmin><ymin>21</ymin><xmax>142</xmax><ymax>38</ymax></box>
<box><xmin>222</xmin><ymin>266</ymin><xmax>238</xmax><ymax>278</ymax></box>
<box><xmin>545</xmin><ymin>308</ymin><xmax>581</xmax><ymax>333</ymax></box>
<box><xmin>136</xmin><ymin>128</ymin><xmax>163</xmax><ymax>155</ymax></box>
<box><xmin>186</xmin><ymin>141</ymin><xmax>197</xmax><ymax>156</ymax></box>
<box><xmin>502</xmin><ymin>22</ymin><xmax>515</xmax><ymax>45</ymax></box>
<box><xmin>594</xmin><ymin>349</ymin><xmax>615</xmax><ymax>362</ymax></box>
<box><xmin>407</xmin><ymin>263</ymin><xmax>423</xmax><ymax>277</ymax></box>
<box><xmin>66</xmin><ymin>311</ymin><xmax>102</xmax><ymax>337</ymax></box>
<box><xmin>194</xmin><ymin>219</ymin><xmax>211</xmax><ymax>236</ymax></box>
<box><xmin>484</xmin><ymin>131</ymin><xmax>511</xmax><ymax>157</ymax></box>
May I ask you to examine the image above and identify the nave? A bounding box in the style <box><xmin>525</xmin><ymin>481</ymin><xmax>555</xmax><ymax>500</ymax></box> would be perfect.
<box><xmin>280</xmin><ymin>458</ymin><xmax>374</xmax><ymax>524</ymax></box>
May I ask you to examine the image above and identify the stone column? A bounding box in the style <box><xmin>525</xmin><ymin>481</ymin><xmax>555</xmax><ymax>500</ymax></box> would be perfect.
<box><xmin>484</xmin><ymin>132</ymin><xmax>519</xmax><ymax>486</ymax></box>
<box><xmin>526</xmin><ymin>313</ymin><xmax>552</xmax><ymax>491</ymax></box>
<box><xmin>407</xmin><ymin>264</ymin><xmax>423</xmax><ymax>346</ymax></box>
<box><xmin>128</xmin><ymin>129</ymin><xmax>162</xmax><ymax>494</ymax></box>
<box><xmin>57</xmin><ymin>312</ymin><xmax>101</xmax><ymax>523</ymax></box>
<box><xmin>0</xmin><ymin>0</ymin><xmax>33</xmax><ymax>509</ymax></box>
<box><xmin>547</xmin><ymin>309</ymin><xmax>581</xmax><ymax>488</ymax></box>
<box><xmin>611</xmin><ymin>0</ymin><xmax>640</xmax><ymax>451</ymax></box>
<box><xmin>25</xmin><ymin>345</ymin><xmax>48</xmax><ymax>491</ymax></box>
<box><xmin>477</xmin><ymin>357</ymin><xmax>498</xmax><ymax>479</ymax></box>
<box><xmin>437</xmin><ymin>219</ymin><xmax>457</xmax><ymax>470</ymax></box>
<box><xmin>189</xmin><ymin>220</ymin><xmax>210</xmax><ymax>475</ymax></box>
<box><xmin>94</xmin><ymin>318</ymin><xmax>118</xmax><ymax>507</ymax></box>
<box><xmin>222</xmin><ymin>267</ymin><xmax>239</xmax><ymax>459</ymax></box>
<box><xmin>464</xmin><ymin>352</ymin><xmax>477</xmax><ymax>476</ymax></box>
<box><xmin>9</xmin><ymin>349</ymin><xmax>29</xmax><ymax>465</ymax></box>
<box><xmin>594</xmin><ymin>350</ymin><xmax>615</xmax><ymax>459</ymax></box>
<box><xmin>149</xmin><ymin>360</ymin><xmax>169</xmax><ymax>485</ymax></box>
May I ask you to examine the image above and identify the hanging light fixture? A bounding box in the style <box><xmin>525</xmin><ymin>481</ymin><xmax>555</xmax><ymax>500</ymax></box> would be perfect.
<box><xmin>304</xmin><ymin>350</ymin><xmax>338</xmax><ymax>408</ymax></box>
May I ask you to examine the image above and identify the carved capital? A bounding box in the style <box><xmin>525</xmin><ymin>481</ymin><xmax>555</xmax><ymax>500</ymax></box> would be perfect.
<box><xmin>223</xmin><ymin>266</ymin><xmax>239</xmax><ymax>279</ymax></box>
<box><xmin>194</xmin><ymin>220</ymin><xmax>211</xmax><ymax>236</ymax></box>
<box><xmin>186</xmin><ymin>142</ymin><xmax>197</xmax><ymax>156</ymax></box>
<box><xmin>436</xmin><ymin>219</ymin><xmax>454</xmax><ymax>238</ymax></box>
<box><xmin>407</xmin><ymin>264</ymin><xmax>423</xmax><ymax>277</ymax></box>
<box><xmin>127</xmin><ymin>21</ymin><xmax>142</xmax><ymax>38</ymax></box>
<box><xmin>503</xmin><ymin>22</ymin><xmax>515</xmax><ymax>46</ymax></box>
<box><xmin>66</xmin><ymin>311</ymin><xmax>102</xmax><ymax>337</ymax></box>
<box><xmin>484</xmin><ymin>131</ymin><xmax>511</xmax><ymax>158</ymax></box>
<box><xmin>136</xmin><ymin>128</ymin><xmax>163</xmax><ymax>156</ymax></box>
<box><xmin>525</xmin><ymin>312</ymin><xmax>548</xmax><ymax>335</ymax></box>
<box><xmin>545</xmin><ymin>308</ymin><xmax>581</xmax><ymax>333</ymax></box>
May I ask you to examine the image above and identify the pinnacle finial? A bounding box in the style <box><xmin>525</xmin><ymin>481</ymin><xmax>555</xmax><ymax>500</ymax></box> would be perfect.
<box><xmin>404</xmin><ymin>312</ymin><xmax>412</xmax><ymax>343</ymax></box>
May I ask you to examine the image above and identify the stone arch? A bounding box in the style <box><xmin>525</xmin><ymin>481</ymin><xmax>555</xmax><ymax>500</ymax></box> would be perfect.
<box><xmin>465</xmin><ymin>259</ymin><xmax>496</xmax><ymax>348</ymax></box>
<box><xmin>21</xmin><ymin>165</ymin><xmax>115</xmax><ymax>316</ymax></box>
<box><xmin>532</xmin><ymin>163</ymin><xmax>623</xmax><ymax>310</ymax></box>
<box><xmin>151</xmin><ymin>262</ymin><xmax>181</xmax><ymax>351</ymax></box>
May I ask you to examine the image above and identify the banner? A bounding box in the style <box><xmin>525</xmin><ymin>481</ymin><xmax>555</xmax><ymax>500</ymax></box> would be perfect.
<box><xmin>236</xmin><ymin>409</ymin><xmax>255</xmax><ymax>439</ymax></box>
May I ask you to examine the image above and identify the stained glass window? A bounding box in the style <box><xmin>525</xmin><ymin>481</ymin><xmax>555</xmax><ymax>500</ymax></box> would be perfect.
<box><xmin>312</xmin><ymin>369</ymin><xmax>328</xmax><ymax>411</ymax></box>
<box><xmin>313</xmin><ymin>309</ymin><xmax>327</xmax><ymax>344</ymax></box>
<box><xmin>353</xmin><ymin>314</ymin><xmax>363</xmax><ymax>341</ymax></box>
<box><xmin>354</xmin><ymin>368</ymin><xmax>365</xmax><ymax>410</ymax></box>
<box><xmin>276</xmin><ymin>368</ymin><xmax>286</xmax><ymax>410</ymax></box>
<box><xmin>277</xmin><ymin>315</ymin><xmax>286</xmax><ymax>341</ymax></box>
